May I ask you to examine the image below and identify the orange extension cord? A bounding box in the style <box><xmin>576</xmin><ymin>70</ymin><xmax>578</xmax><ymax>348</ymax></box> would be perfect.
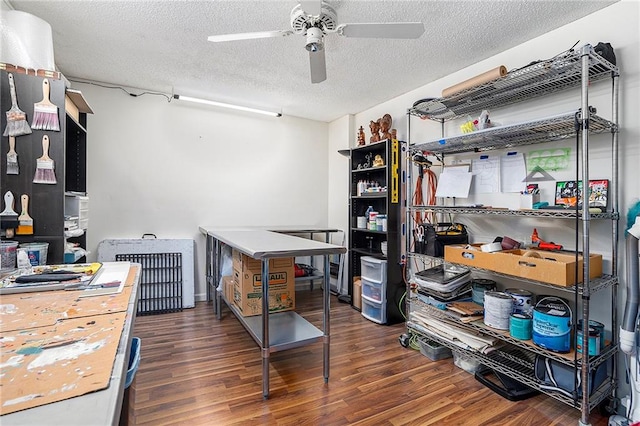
<box><xmin>412</xmin><ymin>164</ymin><xmax>437</xmax><ymax>225</ymax></box>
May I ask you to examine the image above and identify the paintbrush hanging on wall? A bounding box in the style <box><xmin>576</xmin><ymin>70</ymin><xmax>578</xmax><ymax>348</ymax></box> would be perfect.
<box><xmin>3</xmin><ymin>73</ymin><xmax>32</xmax><ymax>137</ymax></box>
<box><xmin>32</xmin><ymin>78</ymin><xmax>60</xmax><ymax>131</ymax></box>
<box><xmin>33</xmin><ymin>134</ymin><xmax>57</xmax><ymax>184</ymax></box>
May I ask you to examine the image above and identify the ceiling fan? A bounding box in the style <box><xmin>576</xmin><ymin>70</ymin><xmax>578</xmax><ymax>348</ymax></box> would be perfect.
<box><xmin>207</xmin><ymin>0</ymin><xmax>425</xmax><ymax>84</ymax></box>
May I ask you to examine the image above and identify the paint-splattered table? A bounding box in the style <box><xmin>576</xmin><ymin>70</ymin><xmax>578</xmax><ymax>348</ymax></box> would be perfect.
<box><xmin>1</xmin><ymin>262</ymin><xmax>140</xmax><ymax>425</ymax></box>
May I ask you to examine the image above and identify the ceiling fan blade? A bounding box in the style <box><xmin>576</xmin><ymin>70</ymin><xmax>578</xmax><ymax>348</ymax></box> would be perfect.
<box><xmin>208</xmin><ymin>30</ymin><xmax>293</xmax><ymax>43</ymax></box>
<box><xmin>300</xmin><ymin>0</ymin><xmax>322</xmax><ymax>16</ymax></box>
<box><xmin>309</xmin><ymin>49</ymin><xmax>327</xmax><ymax>84</ymax></box>
<box><xmin>338</xmin><ymin>22</ymin><xmax>425</xmax><ymax>39</ymax></box>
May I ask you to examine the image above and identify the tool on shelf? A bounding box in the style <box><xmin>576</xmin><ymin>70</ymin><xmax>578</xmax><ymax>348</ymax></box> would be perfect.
<box><xmin>530</xmin><ymin>228</ymin><xmax>563</xmax><ymax>251</ymax></box>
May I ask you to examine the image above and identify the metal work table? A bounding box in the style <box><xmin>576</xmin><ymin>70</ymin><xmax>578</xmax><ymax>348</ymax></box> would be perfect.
<box><xmin>198</xmin><ymin>226</ymin><xmax>346</xmax><ymax>398</ymax></box>
<box><xmin>2</xmin><ymin>263</ymin><xmax>141</xmax><ymax>426</ymax></box>
<box><xmin>269</xmin><ymin>227</ymin><xmax>342</xmax><ymax>291</ymax></box>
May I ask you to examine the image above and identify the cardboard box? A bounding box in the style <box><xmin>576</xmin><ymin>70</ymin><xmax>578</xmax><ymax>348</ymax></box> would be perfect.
<box><xmin>222</xmin><ymin>275</ymin><xmax>234</xmax><ymax>302</ymax></box>
<box><xmin>232</xmin><ymin>250</ymin><xmax>295</xmax><ymax>316</ymax></box>
<box><xmin>353</xmin><ymin>276</ymin><xmax>362</xmax><ymax>310</ymax></box>
<box><xmin>494</xmin><ymin>249</ymin><xmax>602</xmax><ymax>287</ymax></box>
<box><xmin>444</xmin><ymin>244</ymin><xmax>500</xmax><ymax>271</ymax></box>
<box><xmin>444</xmin><ymin>245</ymin><xmax>602</xmax><ymax>286</ymax></box>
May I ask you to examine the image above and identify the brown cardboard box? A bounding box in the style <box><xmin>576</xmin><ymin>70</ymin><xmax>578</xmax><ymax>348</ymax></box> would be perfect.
<box><xmin>353</xmin><ymin>276</ymin><xmax>362</xmax><ymax>310</ymax></box>
<box><xmin>231</xmin><ymin>250</ymin><xmax>295</xmax><ymax>316</ymax></box>
<box><xmin>494</xmin><ymin>249</ymin><xmax>602</xmax><ymax>287</ymax></box>
<box><xmin>444</xmin><ymin>244</ymin><xmax>500</xmax><ymax>270</ymax></box>
<box><xmin>222</xmin><ymin>275</ymin><xmax>234</xmax><ymax>302</ymax></box>
<box><xmin>444</xmin><ymin>245</ymin><xmax>602</xmax><ymax>286</ymax></box>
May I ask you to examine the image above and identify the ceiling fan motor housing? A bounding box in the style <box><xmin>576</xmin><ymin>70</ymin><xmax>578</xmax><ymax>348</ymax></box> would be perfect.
<box><xmin>290</xmin><ymin>1</ymin><xmax>338</xmax><ymax>35</ymax></box>
<box><xmin>305</xmin><ymin>27</ymin><xmax>324</xmax><ymax>52</ymax></box>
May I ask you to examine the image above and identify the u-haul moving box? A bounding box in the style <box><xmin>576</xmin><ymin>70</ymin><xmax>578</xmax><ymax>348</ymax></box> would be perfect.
<box><xmin>232</xmin><ymin>249</ymin><xmax>295</xmax><ymax>316</ymax></box>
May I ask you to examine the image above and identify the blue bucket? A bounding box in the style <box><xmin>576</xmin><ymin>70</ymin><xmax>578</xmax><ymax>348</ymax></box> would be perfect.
<box><xmin>125</xmin><ymin>337</ymin><xmax>141</xmax><ymax>389</ymax></box>
<box><xmin>532</xmin><ymin>297</ymin><xmax>572</xmax><ymax>353</ymax></box>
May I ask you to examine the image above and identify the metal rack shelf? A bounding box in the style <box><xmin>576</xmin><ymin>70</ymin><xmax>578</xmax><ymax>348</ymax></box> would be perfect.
<box><xmin>404</xmin><ymin>44</ymin><xmax>620</xmax><ymax>423</ymax></box>
<box><xmin>409</xmin><ymin>298</ymin><xmax>617</xmax><ymax>369</ymax></box>
<box><xmin>408</xmin><ymin>205</ymin><xmax>618</xmax><ymax>220</ymax></box>
<box><xmin>409</xmin><ymin>46</ymin><xmax>618</xmax><ymax>121</ymax></box>
<box><xmin>407</xmin><ymin>321</ymin><xmax>614</xmax><ymax>411</ymax></box>
<box><xmin>407</xmin><ymin>253</ymin><xmax>617</xmax><ymax>295</ymax></box>
<box><xmin>410</xmin><ymin>112</ymin><xmax>615</xmax><ymax>154</ymax></box>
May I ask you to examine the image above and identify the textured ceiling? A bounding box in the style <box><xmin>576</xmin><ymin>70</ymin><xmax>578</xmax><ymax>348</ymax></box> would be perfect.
<box><xmin>7</xmin><ymin>0</ymin><xmax>617</xmax><ymax>122</ymax></box>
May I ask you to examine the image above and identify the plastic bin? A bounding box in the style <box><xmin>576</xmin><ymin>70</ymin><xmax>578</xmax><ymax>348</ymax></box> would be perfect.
<box><xmin>418</xmin><ymin>337</ymin><xmax>452</xmax><ymax>361</ymax></box>
<box><xmin>120</xmin><ymin>337</ymin><xmax>141</xmax><ymax>426</ymax></box>
<box><xmin>453</xmin><ymin>350</ymin><xmax>482</xmax><ymax>374</ymax></box>
<box><xmin>125</xmin><ymin>337</ymin><xmax>141</xmax><ymax>388</ymax></box>
<box><xmin>360</xmin><ymin>256</ymin><xmax>387</xmax><ymax>283</ymax></box>
<box><xmin>361</xmin><ymin>296</ymin><xmax>386</xmax><ymax>324</ymax></box>
<box><xmin>0</xmin><ymin>241</ymin><xmax>18</xmax><ymax>270</ymax></box>
<box><xmin>361</xmin><ymin>276</ymin><xmax>384</xmax><ymax>302</ymax></box>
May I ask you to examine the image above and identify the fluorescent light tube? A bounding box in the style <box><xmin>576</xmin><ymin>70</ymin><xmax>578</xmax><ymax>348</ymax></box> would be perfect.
<box><xmin>173</xmin><ymin>95</ymin><xmax>282</xmax><ymax>117</ymax></box>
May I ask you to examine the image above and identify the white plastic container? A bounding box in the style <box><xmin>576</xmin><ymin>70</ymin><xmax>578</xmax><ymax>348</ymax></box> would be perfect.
<box><xmin>65</xmin><ymin>194</ymin><xmax>89</xmax><ymax>230</ymax></box>
<box><xmin>380</xmin><ymin>241</ymin><xmax>388</xmax><ymax>257</ymax></box>
<box><xmin>453</xmin><ymin>351</ymin><xmax>482</xmax><ymax>374</ymax></box>
<box><xmin>361</xmin><ymin>296</ymin><xmax>386</xmax><ymax>324</ymax></box>
<box><xmin>361</xmin><ymin>276</ymin><xmax>384</xmax><ymax>303</ymax></box>
<box><xmin>360</xmin><ymin>256</ymin><xmax>387</xmax><ymax>283</ymax></box>
<box><xmin>0</xmin><ymin>241</ymin><xmax>18</xmax><ymax>270</ymax></box>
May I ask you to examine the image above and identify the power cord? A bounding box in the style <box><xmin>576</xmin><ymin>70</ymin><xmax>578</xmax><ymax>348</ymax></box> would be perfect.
<box><xmin>68</xmin><ymin>78</ymin><xmax>173</xmax><ymax>102</ymax></box>
<box><xmin>398</xmin><ymin>331</ymin><xmax>421</xmax><ymax>351</ymax></box>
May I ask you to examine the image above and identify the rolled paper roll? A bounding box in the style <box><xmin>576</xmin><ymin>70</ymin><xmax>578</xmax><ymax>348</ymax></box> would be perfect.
<box><xmin>522</xmin><ymin>250</ymin><xmax>542</xmax><ymax>258</ymax></box>
<box><xmin>442</xmin><ymin>66</ymin><xmax>508</xmax><ymax>98</ymax></box>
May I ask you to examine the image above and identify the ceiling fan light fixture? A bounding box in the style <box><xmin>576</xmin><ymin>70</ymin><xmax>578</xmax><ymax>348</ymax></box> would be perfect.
<box><xmin>305</xmin><ymin>27</ymin><xmax>324</xmax><ymax>52</ymax></box>
<box><xmin>173</xmin><ymin>95</ymin><xmax>282</xmax><ymax>117</ymax></box>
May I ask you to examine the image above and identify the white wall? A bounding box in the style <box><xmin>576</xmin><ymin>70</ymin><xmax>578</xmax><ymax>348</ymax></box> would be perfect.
<box><xmin>327</xmin><ymin>114</ymin><xmax>353</xmax><ymax>244</ymax></box>
<box><xmin>79</xmin><ymin>83</ymin><xmax>329</xmax><ymax>300</ymax></box>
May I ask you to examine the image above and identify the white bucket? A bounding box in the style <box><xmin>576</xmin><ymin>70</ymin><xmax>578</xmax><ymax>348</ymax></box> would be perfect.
<box><xmin>18</xmin><ymin>242</ymin><xmax>49</xmax><ymax>266</ymax></box>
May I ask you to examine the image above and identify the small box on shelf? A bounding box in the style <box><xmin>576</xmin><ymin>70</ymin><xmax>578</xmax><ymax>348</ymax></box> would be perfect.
<box><xmin>519</xmin><ymin>193</ymin><xmax>540</xmax><ymax>210</ymax></box>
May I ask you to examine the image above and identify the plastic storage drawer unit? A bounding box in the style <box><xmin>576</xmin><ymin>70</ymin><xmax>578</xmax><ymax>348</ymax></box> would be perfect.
<box><xmin>361</xmin><ymin>276</ymin><xmax>385</xmax><ymax>302</ymax></box>
<box><xmin>360</xmin><ymin>256</ymin><xmax>387</xmax><ymax>283</ymax></box>
<box><xmin>362</xmin><ymin>296</ymin><xmax>386</xmax><ymax>324</ymax></box>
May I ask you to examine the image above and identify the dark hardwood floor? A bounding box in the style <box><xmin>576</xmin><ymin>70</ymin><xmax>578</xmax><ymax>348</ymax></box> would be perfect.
<box><xmin>130</xmin><ymin>289</ymin><xmax>610</xmax><ymax>425</ymax></box>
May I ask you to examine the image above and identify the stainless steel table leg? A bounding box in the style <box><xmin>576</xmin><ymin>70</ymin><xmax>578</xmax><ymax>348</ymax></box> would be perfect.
<box><xmin>262</xmin><ymin>259</ymin><xmax>271</xmax><ymax>398</ymax></box>
<box><xmin>323</xmin><ymin>254</ymin><xmax>330</xmax><ymax>383</ymax></box>
<box><xmin>205</xmin><ymin>234</ymin><xmax>212</xmax><ymax>303</ymax></box>
<box><xmin>214</xmin><ymin>239</ymin><xmax>222</xmax><ymax>320</ymax></box>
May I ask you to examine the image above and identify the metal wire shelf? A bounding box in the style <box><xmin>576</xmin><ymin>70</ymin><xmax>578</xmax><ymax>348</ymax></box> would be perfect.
<box><xmin>407</xmin><ymin>205</ymin><xmax>618</xmax><ymax>220</ymax></box>
<box><xmin>407</xmin><ymin>252</ymin><xmax>617</xmax><ymax>295</ymax></box>
<box><xmin>409</xmin><ymin>45</ymin><xmax>618</xmax><ymax>121</ymax></box>
<box><xmin>409</xmin><ymin>298</ymin><xmax>617</xmax><ymax>369</ymax></box>
<box><xmin>407</xmin><ymin>321</ymin><xmax>615</xmax><ymax>411</ymax></box>
<box><xmin>409</xmin><ymin>112</ymin><xmax>615</xmax><ymax>154</ymax></box>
